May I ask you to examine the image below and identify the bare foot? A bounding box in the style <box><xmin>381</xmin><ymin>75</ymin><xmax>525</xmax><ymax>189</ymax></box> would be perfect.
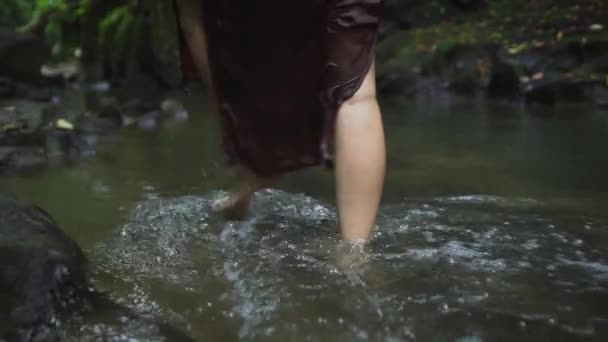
<box><xmin>211</xmin><ymin>169</ymin><xmax>281</xmax><ymax>221</ymax></box>
<box><xmin>211</xmin><ymin>190</ymin><xmax>253</xmax><ymax>221</ymax></box>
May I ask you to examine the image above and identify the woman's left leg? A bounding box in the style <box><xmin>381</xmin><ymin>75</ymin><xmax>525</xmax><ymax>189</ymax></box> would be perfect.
<box><xmin>334</xmin><ymin>63</ymin><xmax>386</xmax><ymax>242</ymax></box>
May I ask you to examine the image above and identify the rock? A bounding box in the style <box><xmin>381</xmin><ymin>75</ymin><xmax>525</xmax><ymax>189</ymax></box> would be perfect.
<box><xmin>0</xmin><ymin>192</ymin><xmax>92</xmax><ymax>339</ymax></box>
<box><xmin>0</xmin><ymin>105</ymin><xmax>39</xmax><ymax>146</ymax></box>
<box><xmin>0</xmin><ymin>146</ymin><xmax>16</xmax><ymax>169</ymax></box>
<box><xmin>44</xmin><ymin>130</ymin><xmax>74</xmax><ymax>166</ymax></box>
<box><xmin>592</xmin><ymin>83</ymin><xmax>608</xmax><ymax>108</ymax></box>
<box><xmin>76</xmin><ymin>115</ymin><xmax>120</xmax><ymax>135</ymax></box>
<box><xmin>0</xmin><ymin>28</ymin><xmax>52</xmax><ymax>85</ymax></box>
<box><xmin>0</xmin><ymin>145</ymin><xmax>47</xmax><ymax>174</ymax></box>
<box><xmin>97</xmin><ymin>106</ymin><xmax>124</xmax><ymax>126</ymax></box>
<box><xmin>40</xmin><ymin>60</ymin><xmax>80</xmax><ymax>81</ymax></box>
<box><xmin>486</xmin><ymin>60</ymin><xmax>521</xmax><ymax>99</ymax></box>
<box><xmin>85</xmin><ymin>81</ymin><xmax>111</xmax><ymax>93</ymax></box>
<box><xmin>7</xmin><ymin>146</ymin><xmax>47</xmax><ymax>172</ymax></box>
<box><xmin>502</xmin><ymin>48</ymin><xmax>546</xmax><ymax>75</ymax></box>
<box><xmin>14</xmin><ymin>84</ymin><xmax>56</xmax><ymax>102</ymax></box>
<box><xmin>522</xmin><ymin>72</ymin><xmax>587</xmax><ymax>105</ymax></box>
<box><xmin>377</xmin><ymin>61</ymin><xmax>426</xmax><ymax>96</ymax></box>
<box><xmin>539</xmin><ymin>40</ymin><xmax>608</xmax><ymax>74</ymax></box>
<box><xmin>160</xmin><ymin>98</ymin><xmax>188</xmax><ymax>122</ymax></box>
<box><xmin>0</xmin><ymin>76</ymin><xmax>14</xmax><ymax>98</ymax></box>
<box><xmin>137</xmin><ymin>111</ymin><xmax>160</xmax><ymax>131</ymax></box>
<box><xmin>450</xmin><ymin>0</ymin><xmax>487</xmax><ymax>10</ymax></box>
<box><xmin>421</xmin><ymin>44</ymin><xmax>504</xmax><ymax>96</ymax></box>
<box><xmin>0</xmin><ymin>192</ymin><xmax>196</xmax><ymax>341</ymax></box>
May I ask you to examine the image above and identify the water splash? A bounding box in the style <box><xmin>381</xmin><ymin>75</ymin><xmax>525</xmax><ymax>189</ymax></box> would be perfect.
<box><xmin>84</xmin><ymin>190</ymin><xmax>608</xmax><ymax>341</ymax></box>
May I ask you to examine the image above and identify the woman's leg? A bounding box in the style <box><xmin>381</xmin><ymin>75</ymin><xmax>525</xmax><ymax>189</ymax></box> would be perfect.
<box><xmin>174</xmin><ymin>0</ymin><xmax>211</xmax><ymax>86</ymax></box>
<box><xmin>334</xmin><ymin>63</ymin><xmax>386</xmax><ymax>242</ymax></box>
<box><xmin>175</xmin><ymin>0</ymin><xmax>279</xmax><ymax>218</ymax></box>
<box><xmin>212</xmin><ymin>167</ymin><xmax>281</xmax><ymax>219</ymax></box>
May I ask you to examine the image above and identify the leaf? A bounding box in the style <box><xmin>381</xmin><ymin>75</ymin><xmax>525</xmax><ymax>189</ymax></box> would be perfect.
<box><xmin>508</xmin><ymin>42</ymin><xmax>528</xmax><ymax>54</ymax></box>
<box><xmin>556</xmin><ymin>31</ymin><xmax>563</xmax><ymax>40</ymax></box>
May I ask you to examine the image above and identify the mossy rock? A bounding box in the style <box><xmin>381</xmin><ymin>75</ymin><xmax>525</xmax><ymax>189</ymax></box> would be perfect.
<box><xmin>420</xmin><ymin>43</ymin><xmax>505</xmax><ymax>95</ymax></box>
<box><xmin>522</xmin><ymin>72</ymin><xmax>588</xmax><ymax>105</ymax></box>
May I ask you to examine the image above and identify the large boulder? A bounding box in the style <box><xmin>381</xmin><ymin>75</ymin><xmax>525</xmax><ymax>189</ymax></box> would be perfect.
<box><xmin>0</xmin><ymin>192</ymin><xmax>196</xmax><ymax>341</ymax></box>
<box><xmin>0</xmin><ymin>192</ymin><xmax>91</xmax><ymax>340</ymax></box>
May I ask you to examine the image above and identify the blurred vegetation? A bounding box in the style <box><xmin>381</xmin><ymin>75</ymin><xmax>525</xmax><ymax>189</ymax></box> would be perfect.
<box><xmin>0</xmin><ymin>0</ymin><xmax>605</xmax><ymax>91</ymax></box>
<box><xmin>0</xmin><ymin>0</ymin><xmax>139</xmax><ymax>64</ymax></box>
<box><xmin>0</xmin><ymin>0</ymin><xmax>34</xmax><ymax>28</ymax></box>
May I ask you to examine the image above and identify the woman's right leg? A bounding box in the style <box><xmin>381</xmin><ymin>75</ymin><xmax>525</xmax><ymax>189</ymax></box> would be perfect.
<box><xmin>174</xmin><ymin>0</ymin><xmax>211</xmax><ymax>86</ymax></box>
<box><xmin>212</xmin><ymin>167</ymin><xmax>282</xmax><ymax>219</ymax></box>
<box><xmin>175</xmin><ymin>0</ymin><xmax>280</xmax><ymax>219</ymax></box>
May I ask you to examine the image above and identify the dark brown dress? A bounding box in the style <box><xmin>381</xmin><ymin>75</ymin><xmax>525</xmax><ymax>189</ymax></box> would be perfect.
<box><xmin>180</xmin><ymin>0</ymin><xmax>383</xmax><ymax>177</ymax></box>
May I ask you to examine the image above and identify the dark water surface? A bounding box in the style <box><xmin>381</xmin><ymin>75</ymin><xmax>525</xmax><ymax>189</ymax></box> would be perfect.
<box><xmin>1</xmin><ymin>91</ymin><xmax>608</xmax><ymax>341</ymax></box>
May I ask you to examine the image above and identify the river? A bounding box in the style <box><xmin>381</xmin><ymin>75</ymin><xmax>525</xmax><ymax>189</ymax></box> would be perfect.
<box><xmin>1</xmin><ymin>91</ymin><xmax>607</xmax><ymax>341</ymax></box>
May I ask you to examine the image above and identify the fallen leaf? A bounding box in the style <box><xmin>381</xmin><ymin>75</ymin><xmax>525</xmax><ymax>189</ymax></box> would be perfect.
<box><xmin>520</xmin><ymin>76</ymin><xmax>531</xmax><ymax>83</ymax></box>
<box><xmin>556</xmin><ymin>31</ymin><xmax>563</xmax><ymax>40</ymax></box>
<box><xmin>55</xmin><ymin>118</ymin><xmax>74</xmax><ymax>130</ymax></box>
<box><xmin>508</xmin><ymin>42</ymin><xmax>528</xmax><ymax>54</ymax></box>
<box><xmin>1</xmin><ymin>124</ymin><xmax>16</xmax><ymax>132</ymax></box>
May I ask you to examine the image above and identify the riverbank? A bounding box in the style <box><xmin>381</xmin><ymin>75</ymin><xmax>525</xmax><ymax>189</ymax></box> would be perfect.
<box><xmin>378</xmin><ymin>0</ymin><xmax>608</xmax><ymax>106</ymax></box>
<box><xmin>1</xmin><ymin>0</ymin><xmax>607</xmax><ymax>175</ymax></box>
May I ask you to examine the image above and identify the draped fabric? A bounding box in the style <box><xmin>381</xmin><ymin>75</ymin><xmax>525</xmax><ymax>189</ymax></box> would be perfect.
<box><xmin>180</xmin><ymin>0</ymin><xmax>384</xmax><ymax>177</ymax></box>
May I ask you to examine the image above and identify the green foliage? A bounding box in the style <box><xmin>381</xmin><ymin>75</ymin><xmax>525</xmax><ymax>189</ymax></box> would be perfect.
<box><xmin>0</xmin><ymin>0</ymin><xmax>36</xmax><ymax>27</ymax></box>
<box><xmin>40</xmin><ymin>0</ymin><xmax>91</xmax><ymax>58</ymax></box>
<box><xmin>0</xmin><ymin>0</ymin><xmax>91</xmax><ymax>60</ymax></box>
<box><xmin>97</xmin><ymin>0</ymin><xmax>139</xmax><ymax>75</ymax></box>
<box><xmin>99</xmin><ymin>5</ymin><xmax>133</xmax><ymax>49</ymax></box>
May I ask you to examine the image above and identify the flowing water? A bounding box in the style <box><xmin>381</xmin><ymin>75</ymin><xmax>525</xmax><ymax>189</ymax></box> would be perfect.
<box><xmin>1</xmin><ymin>90</ymin><xmax>608</xmax><ymax>341</ymax></box>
